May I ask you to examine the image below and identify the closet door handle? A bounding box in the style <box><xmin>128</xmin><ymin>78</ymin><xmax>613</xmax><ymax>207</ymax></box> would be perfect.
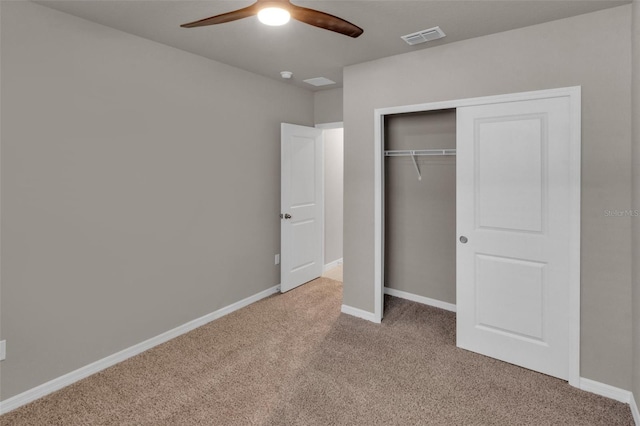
<box><xmin>284</xmin><ymin>213</ymin><xmax>292</xmax><ymax>219</ymax></box>
<box><xmin>459</xmin><ymin>236</ymin><xmax>468</xmax><ymax>244</ymax></box>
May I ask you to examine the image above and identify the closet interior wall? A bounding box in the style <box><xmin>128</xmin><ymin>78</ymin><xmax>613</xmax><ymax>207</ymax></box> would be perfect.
<box><xmin>384</xmin><ymin>109</ymin><xmax>457</xmax><ymax>304</ymax></box>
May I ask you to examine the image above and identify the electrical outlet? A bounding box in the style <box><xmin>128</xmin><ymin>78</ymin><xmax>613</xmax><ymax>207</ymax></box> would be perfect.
<box><xmin>0</xmin><ymin>340</ymin><xmax>6</xmax><ymax>361</ymax></box>
<box><xmin>275</xmin><ymin>254</ymin><xmax>280</xmax><ymax>265</ymax></box>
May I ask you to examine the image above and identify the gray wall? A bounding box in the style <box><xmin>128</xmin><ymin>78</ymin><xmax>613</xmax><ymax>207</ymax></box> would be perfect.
<box><xmin>314</xmin><ymin>88</ymin><xmax>343</xmax><ymax>124</ymax></box>
<box><xmin>324</xmin><ymin>128</ymin><xmax>344</xmax><ymax>265</ymax></box>
<box><xmin>385</xmin><ymin>111</ymin><xmax>456</xmax><ymax>303</ymax></box>
<box><xmin>632</xmin><ymin>0</ymin><xmax>640</xmax><ymax>409</ymax></box>
<box><xmin>0</xmin><ymin>2</ymin><xmax>313</xmax><ymax>400</ymax></box>
<box><xmin>343</xmin><ymin>6</ymin><xmax>633</xmax><ymax>389</ymax></box>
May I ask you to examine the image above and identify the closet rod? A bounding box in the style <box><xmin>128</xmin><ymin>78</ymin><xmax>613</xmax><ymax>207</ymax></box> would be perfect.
<box><xmin>384</xmin><ymin>149</ymin><xmax>456</xmax><ymax>157</ymax></box>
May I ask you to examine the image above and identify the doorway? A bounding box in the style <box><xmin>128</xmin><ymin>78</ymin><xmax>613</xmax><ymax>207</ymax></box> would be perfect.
<box><xmin>317</xmin><ymin>122</ymin><xmax>344</xmax><ymax>282</ymax></box>
<box><xmin>280</xmin><ymin>122</ymin><xmax>344</xmax><ymax>291</ymax></box>
<box><xmin>384</xmin><ymin>110</ymin><xmax>457</xmax><ymax>311</ymax></box>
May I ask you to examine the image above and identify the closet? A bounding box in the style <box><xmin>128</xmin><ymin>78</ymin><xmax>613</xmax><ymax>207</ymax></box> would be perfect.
<box><xmin>384</xmin><ymin>109</ymin><xmax>457</xmax><ymax>308</ymax></box>
<box><xmin>374</xmin><ymin>87</ymin><xmax>581</xmax><ymax>384</ymax></box>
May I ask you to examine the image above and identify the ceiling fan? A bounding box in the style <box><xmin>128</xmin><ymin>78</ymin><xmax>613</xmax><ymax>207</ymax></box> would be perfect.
<box><xmin>181</xmin><ymin>0</ymin><xmax>363</xmax><ymax>38</ymax></box>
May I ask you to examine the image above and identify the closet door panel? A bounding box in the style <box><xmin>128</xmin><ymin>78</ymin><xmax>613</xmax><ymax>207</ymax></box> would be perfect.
<box><xmin>457</xmin><ymin>96</ymin><xmax>572</xmax><ymax>380</ymax></box>
<box><xmin>475</xmin><ymin>115</ymin><xmax>545</xmax><ymax>233</ymax></box>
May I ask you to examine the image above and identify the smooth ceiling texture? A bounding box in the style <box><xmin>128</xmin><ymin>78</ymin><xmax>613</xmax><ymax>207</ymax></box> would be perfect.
<box><xmin>37</xmin><ymin>0</ymin><xmax>628</xmax><ymax>90</ymax></box>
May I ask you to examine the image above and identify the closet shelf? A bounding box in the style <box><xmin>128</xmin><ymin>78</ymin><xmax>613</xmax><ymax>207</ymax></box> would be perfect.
<box><xmin>384</xmin><ymin>149</ymin><xmax>456</xmax><ymax>157</ymax></box>
<box><xmin>384</xmin><ymin>149</ymin><xmax>456</xmax><ymax>181</ymax></box>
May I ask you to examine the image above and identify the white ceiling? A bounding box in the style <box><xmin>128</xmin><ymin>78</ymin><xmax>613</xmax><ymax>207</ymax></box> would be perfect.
<box><xmin>36</xmin><ymin>0</ymin><xmax>629</xmax><ymax>91</ymax></box>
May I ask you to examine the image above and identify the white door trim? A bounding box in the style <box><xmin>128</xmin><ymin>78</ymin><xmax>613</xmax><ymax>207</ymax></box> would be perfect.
<box><xmin>315</xmin><ymin>121</ymin><xmax>344</xmax><ymax>130</ymax></box>
<box><xmin>373</xmin><ymin>86</ymin><xmax>581</xmax><ymax>387</ymax></box>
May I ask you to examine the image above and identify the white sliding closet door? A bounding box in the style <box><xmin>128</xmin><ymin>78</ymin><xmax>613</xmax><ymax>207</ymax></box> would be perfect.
<box><xmin>456</xmin><ymin>96</ymin><xmax>574</xmax><ymax>380</ymax></box>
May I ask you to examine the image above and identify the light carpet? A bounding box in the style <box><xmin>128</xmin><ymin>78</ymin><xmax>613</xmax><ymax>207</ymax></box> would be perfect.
<box><xmin>1</xmin><ymin>277</ymin><xmax>634</xmax><ymax>425</ymax></box>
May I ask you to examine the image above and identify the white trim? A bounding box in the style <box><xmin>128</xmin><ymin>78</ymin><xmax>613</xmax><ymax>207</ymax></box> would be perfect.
<box><xmin>341</xmin><ymin>304</ymin><xmax>380</xmax><ymax>323</ymax></box>
<box><xmin>630</xmin><ymin>392</ymin><xmax>639</xmax><ymax>426</ymax></box>
<box><xmin>0</xmin><ymin>284</ymin><xmax>281</xmax><ymax>415</ymax></box>
<box><xmin>320</xmin><ymin>127</ymin><xmax>326</xmax><ymax>277</ymax></box>
<box><xmin>578</xmin><ymin>377</ymin><xmax>632</xmax><ymax>403</ymax></box>
<box><xmin>384</xmin><ymin>287</ymin><xmax>456</xmax><ymax>313</ymax></box>
<box><xmin>567</xmin><ymin>88</ymin><xmax>582</xmax><ymax>387</ymax></box>
<box><xmin>373</xmin><ymin>86</ymin><xmax>581</xmax><ymax>385</ymax></box>
<box><xmin>375</xmin><ymin>86</ymin><xmax>583</xmax><ymax>117</ymax></box>
<box><xmin>323</xmin><ymin>258</ymin><xmax>343</xmax><ymax>273</ymax></box>
<box><xmin>315</xmin><ymin>121</ymin><xmax>343</xmax><ymax>130</ymax></box>
<box><xmin>374</xmin><ymin>110</ymin><xmax>384</xmax><ymax>323</ymax></box>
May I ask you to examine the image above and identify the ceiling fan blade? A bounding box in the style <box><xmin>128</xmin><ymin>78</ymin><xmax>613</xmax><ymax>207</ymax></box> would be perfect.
<box><xmin>181</xmin><ymin>3</ymin><xmax>259</xmax><ymax>28</ymax></box>
<box><xmin>289</xmin><ymin>4</ymin><xmax>363</xmax><ymax>38</ymax></box>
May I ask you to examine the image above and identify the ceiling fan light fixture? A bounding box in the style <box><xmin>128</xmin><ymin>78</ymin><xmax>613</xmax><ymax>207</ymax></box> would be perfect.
<box><xmin>258</xmin><ymin>7</ymin><xmax>290</xmax><ymax>26</ymax></box>
<box><xmin>180</xmin><ymin>1</ymin><xmax>362</xmax><ymax>38</ymax></box>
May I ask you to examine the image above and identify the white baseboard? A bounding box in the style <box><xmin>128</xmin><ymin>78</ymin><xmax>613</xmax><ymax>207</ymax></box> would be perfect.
<box><xmin>341</xmin><ymin>304</ymin><xmax>380</xmax><ymax>323</ymax></box>
<box><xmin>631</xmin><ymin>392</ymin><xmax>639</xmax><ymax>426</ymax></box>
<box><xmin>323</xmin><ymin>258</ymin><xmax>343</xmax><ymax>272</ymax></box>
<box><xmin>384</xmin><ymin>287</ymin><xmax>456</xmax><ymax>313</ymax></box>
<box><xmin>0</xmin><ymin>284</ymin><xmax>281</xmax><ymax>415</ymax></box>
<box><xmin>578</xmin><ymin>377</ymin><xmax>632</xmax><ymax>403</ymax></box>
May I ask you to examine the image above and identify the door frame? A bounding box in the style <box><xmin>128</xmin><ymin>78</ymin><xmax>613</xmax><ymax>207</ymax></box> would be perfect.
<box><xmin>373</xmin><ymin>86</ymin><xmax>581</xmax><ymax>386</ymax></box>
<box><xmin>280</xmin><ymin>122</ymin><xmax>344</xmax><ymax>291</ymax></box>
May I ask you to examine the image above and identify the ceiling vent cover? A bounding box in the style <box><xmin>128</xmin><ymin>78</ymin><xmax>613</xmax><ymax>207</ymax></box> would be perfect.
<box><xmin>401</xmin><ymin>26</ymin><xmax>446</xmax><ymax>46</ymax></box>
<box><xmin>303</xmin><ymin>77</ymin><xmax>336</xmax><ymax>87</ymax></box>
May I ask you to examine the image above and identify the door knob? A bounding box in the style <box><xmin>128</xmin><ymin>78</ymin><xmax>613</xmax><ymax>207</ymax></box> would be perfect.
<box><xmin>459</xmin><ymin>236</ymin><xmax>468</xmax><ymax>243</ymax></box>
<box><xmin>284</xmin><ymin>213</ymin><xmax>292</xmax><ymax>219</ymax></box>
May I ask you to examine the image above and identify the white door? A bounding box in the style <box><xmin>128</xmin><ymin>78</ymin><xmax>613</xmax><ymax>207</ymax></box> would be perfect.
<box><xmin>281</xmin><ymin>123</ymin><xmax>323</xmax><ymax>292</ymax></box>
<box><xmin>456</xmin><ymin>96</ymin><xmax>573</xmax><ymax>380</ymax></box>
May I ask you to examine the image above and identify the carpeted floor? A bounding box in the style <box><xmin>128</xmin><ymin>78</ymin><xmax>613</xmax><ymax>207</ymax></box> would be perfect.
<box><xmin>1</xmin><ymin>277</ymin><xmax>634</xmax><ymax>425</ymax></box>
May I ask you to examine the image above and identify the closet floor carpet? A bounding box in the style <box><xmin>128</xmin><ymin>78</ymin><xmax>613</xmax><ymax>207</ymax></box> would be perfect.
<box><xmin>1</xmin><ymin>277</ymin><xmax>634</xmax><ymax>425</ymax></box>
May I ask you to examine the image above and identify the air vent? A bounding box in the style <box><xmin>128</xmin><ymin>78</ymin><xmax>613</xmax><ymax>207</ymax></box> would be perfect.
<box><xmin>303</xmin><ymin>77</ymin><xmax>336</xmax><ymax>87</ymax></box>
<box><xmin>401</xmin><ymin>26</ymin><xmax>446</xmax><ymax>46</ymax></box>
